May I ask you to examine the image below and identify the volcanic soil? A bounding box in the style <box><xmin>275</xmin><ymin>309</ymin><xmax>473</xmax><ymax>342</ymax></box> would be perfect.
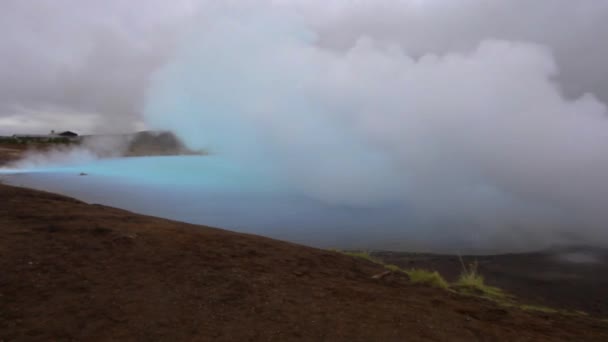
<box><xmin>1</xmin><ymin>183</ymin><xmax>608</xmax><ymax>341</ymax></box>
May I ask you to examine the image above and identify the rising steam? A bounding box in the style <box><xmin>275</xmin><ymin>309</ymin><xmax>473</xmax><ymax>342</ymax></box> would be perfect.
<box><xmin>144</xmin><ymin>6</ymin><xmax>608</xmax><ymax>248</ymax></box>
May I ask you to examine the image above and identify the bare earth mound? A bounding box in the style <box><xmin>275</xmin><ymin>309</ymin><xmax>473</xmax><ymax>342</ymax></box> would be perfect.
<box><xmin>1</xmin><ymin>184</ymin><xmax>607</xmax><ymax>341</ymax></box>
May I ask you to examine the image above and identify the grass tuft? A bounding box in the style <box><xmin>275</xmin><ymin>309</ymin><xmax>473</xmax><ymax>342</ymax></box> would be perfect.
<box><xmin>519</xmin><ymin>304</ymin><xmax>559</xmax><ymax>314</ymax></box>
<box><xmin>453</xmin><ymin>257</ymin><xmax>506</xmax><ymax>300</ymax></box>
<box><xmin>337</xmin><ymin>250</ymin><xmax>447</xmax><ymax>289</ymax></box>
<box><xmin>335</xmin><ymin>249</ymin><xmax>587</xmax><ymax>317</ymax></box>
<box><xmin>406</xmin><ymin>269</ymin><xmax>449</xmax><ymax>289</ymax></box>
<box><xmin>384</xmin><ymin>264</ymin><xmax>403</xmax><ymax>272</ymax></box>
<box><xmin>341</xmin><ymin>250</ymin><xmax>382</xmax><ymax>264</ymax></box>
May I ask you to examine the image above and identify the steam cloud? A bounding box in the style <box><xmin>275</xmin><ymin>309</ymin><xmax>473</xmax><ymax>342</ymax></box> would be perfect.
<box><xmin>8</xmin><ymin>134</ymin><xmax>131</xmax><ymax>170</ymax></box>
<box><xmin>145</xmin><ymin>4</ymin><xmax>608</xmax><ymax>249</ymax></box>
<box><xmin>4</xmin><ymin>1</ymin><xmax>608</xmax><ymax>251</ymax></box>
<box><xmin>3</xmin><ymin>0</ymin><xmax>608</xmax><ymax>134</ymax></box>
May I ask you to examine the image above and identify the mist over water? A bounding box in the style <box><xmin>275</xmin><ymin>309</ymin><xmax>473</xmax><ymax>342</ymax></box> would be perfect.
<box><xmin>1</xmin><ymin>156</ymin><xmax>432</xmax><ymax>252</ymax></box>
<box><xmin>4</xmin><ymin>3</ymin><xmax>608</xmax><ymax>253</ymax></box>
<box><xmin>0</xmin><ymin>154</ymin><xmax>591</xmax><ymax>253</ymax></box>
<box><xmin>142</xmin><ymin>7</ymin><xmax>608</xmax><ymax>251</ymax></box>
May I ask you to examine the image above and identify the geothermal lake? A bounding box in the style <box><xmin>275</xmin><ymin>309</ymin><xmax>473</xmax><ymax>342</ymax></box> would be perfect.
<box><xmin>1</xmin><ymin>155</ymin><xmax>493</xmax><ymax>252</ymax></box>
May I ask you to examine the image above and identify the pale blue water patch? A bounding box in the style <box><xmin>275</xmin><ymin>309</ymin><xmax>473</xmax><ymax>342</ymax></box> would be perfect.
<box><xmin>2</xmin><ymin>156</ymin><xmax>509</xmax><ymax>252</ymax></box>
<box><xmin>2</xmin><ymin>156</ymin><xmax>440</xmax><ymax>250</ymax></box>
<box><xmin>5</xmin><ymin>155</ymin><xmax>286</xmax><ymax>193</ymax></box>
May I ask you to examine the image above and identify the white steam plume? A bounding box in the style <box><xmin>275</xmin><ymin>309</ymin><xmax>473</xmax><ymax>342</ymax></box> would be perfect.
<box><xmin>144</xmin><ymin>6</ymin><xmax>608</xmax><ymax>249</ymax></box>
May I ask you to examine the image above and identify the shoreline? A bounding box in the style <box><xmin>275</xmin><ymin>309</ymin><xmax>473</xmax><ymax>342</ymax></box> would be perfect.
<box><xmin>3</xmin><ymin>179</ymin><xmax>608</xmax><ymax>317</ymax></box>
<box><xmin>1</xmin><ymin>182</ymin><xmax>608</xmax><ymax>340</ymax></box>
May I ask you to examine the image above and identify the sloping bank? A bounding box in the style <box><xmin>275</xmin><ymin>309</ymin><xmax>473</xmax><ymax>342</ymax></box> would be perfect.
<box><xmin>1</xmin><ymin>183</ymin><xmax>607</xmax><ymax>341</ymax></box>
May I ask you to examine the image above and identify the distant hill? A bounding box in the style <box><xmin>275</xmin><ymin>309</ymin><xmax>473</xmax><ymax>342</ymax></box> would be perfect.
<box><xmin>124</xmin><ymin>131</ymin><xmax>202</xmax><ymax>157</ymax></box>
<box><xmin>0</xmin><ymin>130</ymin><xmax>204</xmax><ymax>166</ymax></box>
<box><xmin>79</xmin><ymin>130</ymin><xmax>204</xmax><ymax>158</ymax></box>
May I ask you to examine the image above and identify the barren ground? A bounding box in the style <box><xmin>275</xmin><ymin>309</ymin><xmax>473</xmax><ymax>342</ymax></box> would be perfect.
<box><xmin>1</xmin><ymin>143</ymin><xmax>608</xmax><ymax>341</ymax></box>
<box><xmin>1</xmin><ymin>184</ymin><xmax>608</xmax><ymax>341</ymax></box>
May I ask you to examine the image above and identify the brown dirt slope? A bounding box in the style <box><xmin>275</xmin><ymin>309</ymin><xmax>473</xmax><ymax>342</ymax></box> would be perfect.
<box><xmin>1</xmin><ymin>184</ymin><xmax>607</xmax><ymax>341</ymax></box>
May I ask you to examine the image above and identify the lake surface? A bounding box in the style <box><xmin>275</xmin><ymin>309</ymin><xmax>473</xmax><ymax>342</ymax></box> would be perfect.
<box><xmin>3</xmin><ymin>156</ymin><xmax>461</xmax><ymax>251</ymax></box>
<box><xmin>1</xmin><ymin>155</ymin><xmax>602</xmax><ymax>254</ymax></box>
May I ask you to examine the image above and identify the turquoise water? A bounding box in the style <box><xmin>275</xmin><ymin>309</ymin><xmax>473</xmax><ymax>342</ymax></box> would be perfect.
<box><xmin>4</xmin><ymin>155</ymin><xmax>284</xmax><ymax>192</ymax></box>
<box><xmin>2</xmin><ymin>156</ymin><xmax>445</xmax><ymax>251</ymax></box>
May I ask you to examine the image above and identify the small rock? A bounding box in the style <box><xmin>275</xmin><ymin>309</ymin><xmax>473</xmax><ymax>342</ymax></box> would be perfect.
<box><xmin>371</xmin><ymin>270</ymin><xmax>392</xmax><ymax>279</ymax></box>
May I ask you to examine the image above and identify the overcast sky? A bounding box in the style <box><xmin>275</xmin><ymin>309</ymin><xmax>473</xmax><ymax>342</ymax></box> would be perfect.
<box><xmin>1</xmin><ymin>0</ymin><xmax>608</xmax><ymax>135</ymax></box>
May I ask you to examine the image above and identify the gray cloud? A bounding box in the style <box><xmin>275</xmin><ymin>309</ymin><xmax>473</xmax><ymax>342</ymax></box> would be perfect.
<box><xmin>0</xmin><ymin>0</ymin><xmax>194</xmax><ymax>134</ymax></box>
<box><xmin>2</xmin><ymin>0</ymin><xmax>608</xmax><ymax>135</ymax></box>
<box><xmin>305</xmin><ymin>0</ymin><xmax>608</xmax><ymax>102</ymax></box>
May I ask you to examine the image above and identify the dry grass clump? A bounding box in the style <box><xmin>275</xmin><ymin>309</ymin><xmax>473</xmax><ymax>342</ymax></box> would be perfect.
<box><xmin>406</xmin><ymin>269</ymin><xmax>449</xmax><ymax>289</ymax></box>
<box><xmin>341</xmin><ymin>250</ymin><xmax>381</xmax><ymax>264</ymax></box>
<box><xmin>338</xmin><ymin>249</ymin><xmax>585</xmax><ymax>317</ymax></box>
<box><xmin>453</xmin><ymin>257</ymin><xmax>505</xmax><ymax>300</ymax></box>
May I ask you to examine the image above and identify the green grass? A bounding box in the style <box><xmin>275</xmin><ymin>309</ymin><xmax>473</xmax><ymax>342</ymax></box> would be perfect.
<box><xmin>453</xmin><ymin>272</ymin><xmax>506</xmax><ymax>299</ymax></box>
<box><xmin>384</xmin><ymin>264</ymin><xmax>403</xmax><ymax>272</ymax></box>
<box><xmin>337</xmin><ymin>250</ymin><xmax>449</xmax><ymax>290</ymax></box>
<box><xmin>519</xmin><ymin>305</ymin><xmax>595</xmax><ymax>317</ymax></box>
<box><xmin>381</xmin><ymin>262</ymin><xmax>452</xmax><ymax>290</ymax></box>
<box><xmin>518</xmin><ymin>304</ymin><xmax>559</xmax><ymax>314</ymax></box>
<box><xmin>341</xmin><ymin>250</ymin><xmax>382</xmax><ymax>264</ymax></box>
<box><xmin>406</xmin><ymin>269</ymin><xmax>449</xmax><ymax>289</ymax></box>
<box><xmin>453</xmin><ymin>259</ymin><xmax>594</xmax><ymax>317</ymax></box>
<box><xmin>335</xmin><ymin>250</ymin><xmax>600</xmax><ymax>319</ymax></box>
<box><xmin>452</xmin><ymin>258</ymin><xmax>506</xmax><ymax>300</ymax></box>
